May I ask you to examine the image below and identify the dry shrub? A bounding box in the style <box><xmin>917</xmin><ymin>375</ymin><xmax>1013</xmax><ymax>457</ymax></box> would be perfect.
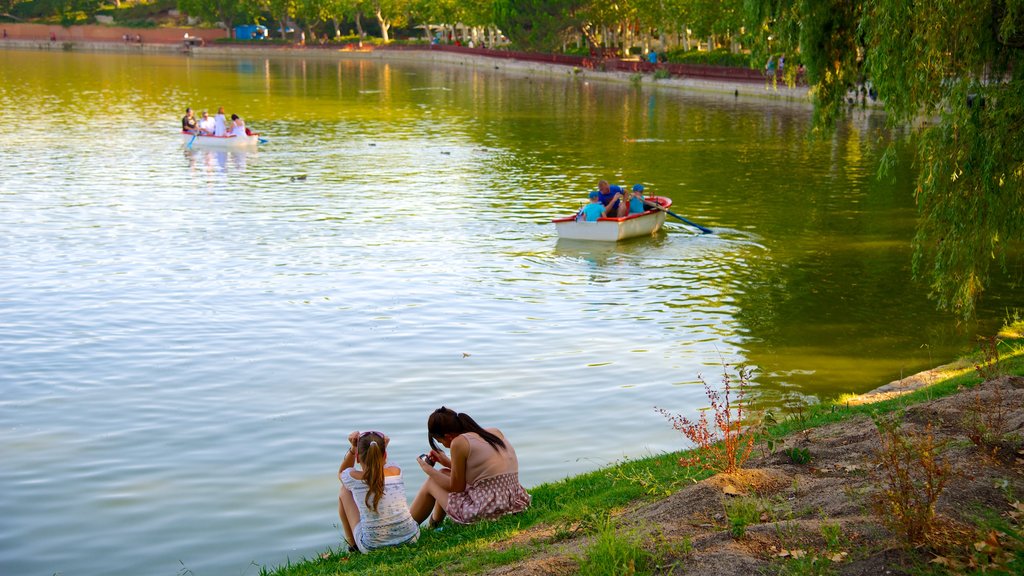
<box><xmin>974</xmin><ymin>335</ymin><xmax>1004</xmax><ymax>380</ymax></box>
<box><xmin>871</xmin><ymin>416</ymin><xmax>954</xmax><ymax>545</ymax></box>
<box><xmin>656</xmin><ymin>364</ymin><xmax>756</xmax><ymax>474</ymax></box>
<box><xmin>962</xmin><ymin>383</ymin><xmax>1008</xmax><ymax>455</ymax></box>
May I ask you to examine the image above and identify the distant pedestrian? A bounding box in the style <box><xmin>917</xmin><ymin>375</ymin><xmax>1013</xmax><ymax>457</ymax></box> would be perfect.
<box><xmin>765</xmin><ymin>55</ymin><xmax>776</xmax><ymax>77</ymax></box>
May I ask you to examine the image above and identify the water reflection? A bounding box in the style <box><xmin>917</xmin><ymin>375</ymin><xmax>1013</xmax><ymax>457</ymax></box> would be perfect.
<box><xmin>183</xmin><ymin>148</ymin><xmax>252</xmax><ymax>173</ymax></box>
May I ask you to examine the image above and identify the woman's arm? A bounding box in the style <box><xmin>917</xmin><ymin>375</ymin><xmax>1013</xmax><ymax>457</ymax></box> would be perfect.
<box><xmin>417</xmin><ymin>435</ymin><xmax>468</xmax><ymax>493</ymax></box>
<box><xmin>337</xmin><ymin>431</ymin><xmax>359</xmax><ymax>481</ymax></box>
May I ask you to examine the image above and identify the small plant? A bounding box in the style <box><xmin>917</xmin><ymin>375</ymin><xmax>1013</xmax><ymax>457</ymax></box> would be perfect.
<box><xmin>607</xmin><ymin>460</ymin><xmax>675</xmax><ymax>497</ymax></box>
<box><xmin>775</xmin><ymin>552</ymin><xmax>838</xmax><ymax>576</ymax></box>
<box><xmin>653</xmin><ymin>68</ymin><xmax>671</xmax><ymax>80</ymax></box>
<box><xmin>819</xmin><ymin>521</ymin><xmax>844</xmax><ymax>551</ymax></box>
<box><xmin>784</xmin><ymin>446</ymin><xmax>812</xmax><ymax>465</ymax></box>
<box><xmin>975</xmin><ymin>335</ymin><xmax>1004</xmax><ymax>380</ymax></box>
<box><xmin>656</xmin><ymin>364</ymin><xmax>757</xmax><ymax>474</ymax></box>
<box><xmin>629</xmin><ymin>72</ymin><xmax>643</xmax><ymax>86</ymax></box>
<box><xmin>871</xmin><ymin>415</ymin><xmax>954</xmax><ymax>545</ymax></box>
<box><xmin>724</xmin><ymin>497</ymin><xmax>762</xmax><ymax>539</ymax></box>
<box><xmin>962</xmin><ymin>383</ymin><xmax>1008</xmax><ymax>454</ymax></box>
<box><xmin>575</xmin><ymin>515</ymin><xmax>654</xmax><ymax>575</ymax></box>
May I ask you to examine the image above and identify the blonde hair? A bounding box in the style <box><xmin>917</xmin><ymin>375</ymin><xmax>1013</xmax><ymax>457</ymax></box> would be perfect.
<box><xmin>357</xmin><ymin>433</ymin><xmax>386</xmax><ymax>512</ymax></box>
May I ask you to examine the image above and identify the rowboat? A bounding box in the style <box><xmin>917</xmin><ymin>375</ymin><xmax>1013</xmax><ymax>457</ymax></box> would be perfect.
<box><xmin>552</xmin><ymin>196</ymin><xmax>672</xmax><ymax>241</ymax></box>
<box><xmin>181</xmin><ymin>131</ymin><xmax>261</xmax><ymax>149</ymax></box>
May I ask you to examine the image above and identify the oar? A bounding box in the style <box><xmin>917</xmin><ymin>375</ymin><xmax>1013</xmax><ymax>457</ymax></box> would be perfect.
<box><xmin>644</xmin><ymin>200</ymin><xmax>712</xmax><ymax>234</ymax></box>
<box><xmin>187</xmin><ymin>132</ymin><xmax>198</xmax><ymax>149</ymax></box>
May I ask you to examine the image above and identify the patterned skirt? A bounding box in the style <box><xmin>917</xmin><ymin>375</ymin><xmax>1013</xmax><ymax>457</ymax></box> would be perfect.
<box><xmin>447</xmin><ymin>472</ymin><xmax>531</xmax><ymax>524</ymax></box>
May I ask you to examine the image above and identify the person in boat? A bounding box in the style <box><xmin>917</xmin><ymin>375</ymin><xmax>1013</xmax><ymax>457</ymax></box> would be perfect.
<box><xmin>597</xmin><ymin>179</ymin><xmax>632</xmax><ymax>216</ymax></box>
<box><xmin>410</xmin><ymin>407</ymin><xmax>530</xmax><ymax>528</ymax></box>
<box><xmin>213</xmin><ymin>107</ymin><xmax>227</xmax><ymax>137</ymax></box>
<box><xmin>229</xmin><ymin>114</ymin><xmax>247</xmax><ymax>137</ymax></box>
<box><xmin>181</xmin><ymin>108</ymin><xmax>198</xmax><ymax>134</ymax></box>
<box><xmin>337</xmin><ymin>430</ymin><xmax>420</xmax><ymax>554</ymax></box>
<box><xmin>197</xmin><ymin>110</ymin><xmax>215</xmax><ymax>135</ymax></box>
<box><xmin>628</xmin><ymin>184</ymin><xmax>648</xmax><ymax>214</ymax></box>
<box><xmin>577</xmin><ymin>190</ymin><xmax>607</xmax><ymax>222</ymax></box>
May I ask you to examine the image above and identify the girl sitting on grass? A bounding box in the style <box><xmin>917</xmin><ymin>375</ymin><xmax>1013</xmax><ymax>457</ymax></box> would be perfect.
<box><xmin>410</xmin><ymin>407</ymin><xmax>531</xmax><ymax>527</ymax></box>
<box><xmin>338</xmin><ymin>430</ymin><xmax>420</xmax><ymax>553</ymax></box>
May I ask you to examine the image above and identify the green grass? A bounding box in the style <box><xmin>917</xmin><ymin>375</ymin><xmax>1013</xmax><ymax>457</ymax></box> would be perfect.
<box><xmin>265</xmin><ymin>328</ymin><xmax>1024</xmax><ymax>575</ymax></box>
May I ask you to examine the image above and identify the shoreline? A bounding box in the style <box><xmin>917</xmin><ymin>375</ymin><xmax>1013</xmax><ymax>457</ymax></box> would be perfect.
<box><xmin>272</xmin><ymin>328</ymin><xmax>1024</xmax><ymax>575</ymax></box>
<box><xmin>1</xmin><ymin>37</ymin><xmax>815</xmax><ymax>103</ymax></box>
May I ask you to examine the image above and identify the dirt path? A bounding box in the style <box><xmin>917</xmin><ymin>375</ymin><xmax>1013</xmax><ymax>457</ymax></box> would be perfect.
<box><xmin>483</xmin><ymin>377</ymin><xmax>1024</xmax><ymax>575</ymax></box>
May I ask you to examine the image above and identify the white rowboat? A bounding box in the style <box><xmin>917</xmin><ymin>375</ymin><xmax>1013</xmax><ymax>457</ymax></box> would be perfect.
<box><xmin>552</xmin><ymin>196</ymin><xmax>672</xmax><ymax>241</ymax></box>
<box><xmin>181</xmin><ymin>131</ymin><xmax>261</xmax><ymax>149</ymax></box>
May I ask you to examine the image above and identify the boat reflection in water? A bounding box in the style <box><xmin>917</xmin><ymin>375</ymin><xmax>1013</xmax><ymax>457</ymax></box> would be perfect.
<box><xmin>184</xmin><ymin>148</ymin><xmax>252</xmax><ymax>173</ymax></box>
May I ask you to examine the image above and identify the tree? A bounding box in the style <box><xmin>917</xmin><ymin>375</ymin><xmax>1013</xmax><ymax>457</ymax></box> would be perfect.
<box><xmin>748</xmin><ymin>0</ymin><xmax>1024</xmax><ymax>318</ymax></box>
<box><xmin>493</xmin><ymin>0</ymin><xmax>583</xmax><ymax>52</ymax></box>
<box><xmin>178</xmin><ymin>0</ymin><xmax>254</xmax><ymax>38</ymax></box>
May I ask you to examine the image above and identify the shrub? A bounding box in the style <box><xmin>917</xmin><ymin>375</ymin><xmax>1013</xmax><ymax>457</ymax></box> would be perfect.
<box><xmin>871</xmin><ymin>416</ymin><xmax>954</xmax><ymax>545</ymax></box>
<box><xmin>962</xmin><ymin>384</ymin><xmax>1008</xmax><ymax>453</ymax></box>
<box><xmin>656</xmin><ymin>364</ymin><xmax>757</xmax><ymax>474</ymax></box>
<box><xmin>975</xmin><ymin>335</ymin><xmax>1004</xmax><ymax>380</ymax></box>
<box><xmin>665</xmin><ymin>48</ymin><xmax>751</xmax><ymax>68</ymax></box>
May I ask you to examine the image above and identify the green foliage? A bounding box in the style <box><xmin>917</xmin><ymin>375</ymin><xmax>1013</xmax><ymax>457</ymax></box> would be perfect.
<box><xmin>576</xmin><ymin>515</ymin><xmax>654</xmax><ymax>576</ymax></box>
<box><xmin>492</xmin><ymin>0</ymin><xmax>581</xmax><ymax>52</ymax></box>
<box><xmin>724</xmin><ymin>496</ymin><xmax>762</xmax><ymax>539</ymax></box>
<box><xmin>783</xmin><ymin>446</ymin><xmax>812</xmax><ymax>465</ymax></box>
<box><xmin>747</xmin><ymin>0</ymin><xmax>1024</xmax><ymax>318</ymax></box>
<box><xmin>666</xmin><ymin>47</ymin><xmax>751</xmax><ymax>67</ymax></box>
<box><xmin>819</xmin><ymin>520</ymin><xmax>843</xmax><ymax>551</ymax></box>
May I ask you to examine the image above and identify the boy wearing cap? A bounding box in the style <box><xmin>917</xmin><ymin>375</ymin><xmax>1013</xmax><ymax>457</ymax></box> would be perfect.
<box><xmin>577</xmin><ymin>191</ymin><xmax>607</xmax><ymax>222</ymax></box>
<box><xmin>628</xmin><ymin>184</ymin><xmax>648</xmax><ymax>214</ymax></box>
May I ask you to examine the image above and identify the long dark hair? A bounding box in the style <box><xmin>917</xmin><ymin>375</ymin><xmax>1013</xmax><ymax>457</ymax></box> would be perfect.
<box><xmin>427</xmin><ymin>407</ymin><xmax>506</xmax><ymax>452</ymax></box>
<box><xmin>356</xmin><ymin>433</ymin><xmax>386</xmax><ymax>512</ymax></box>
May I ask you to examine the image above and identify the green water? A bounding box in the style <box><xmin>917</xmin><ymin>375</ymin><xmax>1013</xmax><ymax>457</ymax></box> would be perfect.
<box><xmin>0</xmin><ymin>48</ymin><xmax>1014</xmax><ymax>576</ymax></box>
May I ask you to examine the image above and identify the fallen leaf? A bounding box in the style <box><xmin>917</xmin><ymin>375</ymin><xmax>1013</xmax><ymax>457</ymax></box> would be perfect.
<box><xmin>790</xmin><ymin>549</ymin><xmax>807</xmax><ymax>559</ymax></box>
<box><xmin>829</xmin><ymin>552</ymin><xmax>848</xmax><ymax>562</ymax></box>
<box><xmin>760</xmin><ymin>512</ymin><xmax>770</xmax><ymax>522</ymax></box>
<box><xmin>722</xmin><ymin>485</ymin><xmax>740</xmax><ymax>496</ymax></box>
<box><xmin>930</xmin><ymin>555</ymin><xmax>951</xmax><ymax>566</ymax></box>
<box><xmin>776</xmin><ymin>550</ymin><xmax>791</xmax><ymax>558</ymax></box>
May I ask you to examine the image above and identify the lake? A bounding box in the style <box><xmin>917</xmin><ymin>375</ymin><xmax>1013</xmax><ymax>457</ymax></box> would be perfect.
<box><xmin>0</xmin><ymin>48</ymin><xmax>1010</xmax><ymax>576</ymax></box>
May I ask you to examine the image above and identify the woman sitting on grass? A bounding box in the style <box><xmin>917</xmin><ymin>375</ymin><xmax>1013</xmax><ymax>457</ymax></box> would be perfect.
<box><xmin>338</xmin><ymin>430</ymin><xmax>420</xmax><ymax>553</ymax></box>
<box><xmin>411</xmin><ymin>407</ymin><xmax>531</xmax><ymax>527</ymax></box>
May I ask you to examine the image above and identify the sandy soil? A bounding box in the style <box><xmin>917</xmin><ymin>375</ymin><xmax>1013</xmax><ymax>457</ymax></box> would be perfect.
<box><xmin>483</xmin><ymin>376</ymin><xmax>1024</xmax><ymax>575</ymax></box>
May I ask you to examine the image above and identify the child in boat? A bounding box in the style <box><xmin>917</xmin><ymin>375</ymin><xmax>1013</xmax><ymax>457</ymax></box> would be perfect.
<box><xmin>410</xmin><ymin>407</ymin><xmax>530</xmax><ymax>527</ymax></box>
<box><xmin>577</xmin><ymin>191</ymin><xmax>607</xmax><ymax>222</ymax></box>
<box><xmin>628</xmin><ymin>184</ymin><xmax>647</xmax><ymax>214</ymax></box>
<box><xmin>337</xmin><ymin>431</ymin><xmax>420</xmax><ymax>553</ymax></box>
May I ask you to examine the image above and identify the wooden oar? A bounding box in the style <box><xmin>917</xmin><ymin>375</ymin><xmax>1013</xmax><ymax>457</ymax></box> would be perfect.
<box><xmin>644</xmin><ymin>199</ymin><xmax>712</xmax><ymax>234</ymax></box>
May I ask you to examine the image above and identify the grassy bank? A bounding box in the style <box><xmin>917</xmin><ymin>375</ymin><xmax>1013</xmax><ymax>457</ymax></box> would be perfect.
<box><xmin>267</xmin><ymin>323</ymin><xmax>1024</xmax><ymax>575</ymax></box>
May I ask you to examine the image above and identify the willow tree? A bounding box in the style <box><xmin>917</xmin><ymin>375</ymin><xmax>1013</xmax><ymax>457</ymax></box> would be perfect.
<box><xmin>748</xmin><ymin>0</ymin><xmax>1024</xmax><ymax>318</ymax></box>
